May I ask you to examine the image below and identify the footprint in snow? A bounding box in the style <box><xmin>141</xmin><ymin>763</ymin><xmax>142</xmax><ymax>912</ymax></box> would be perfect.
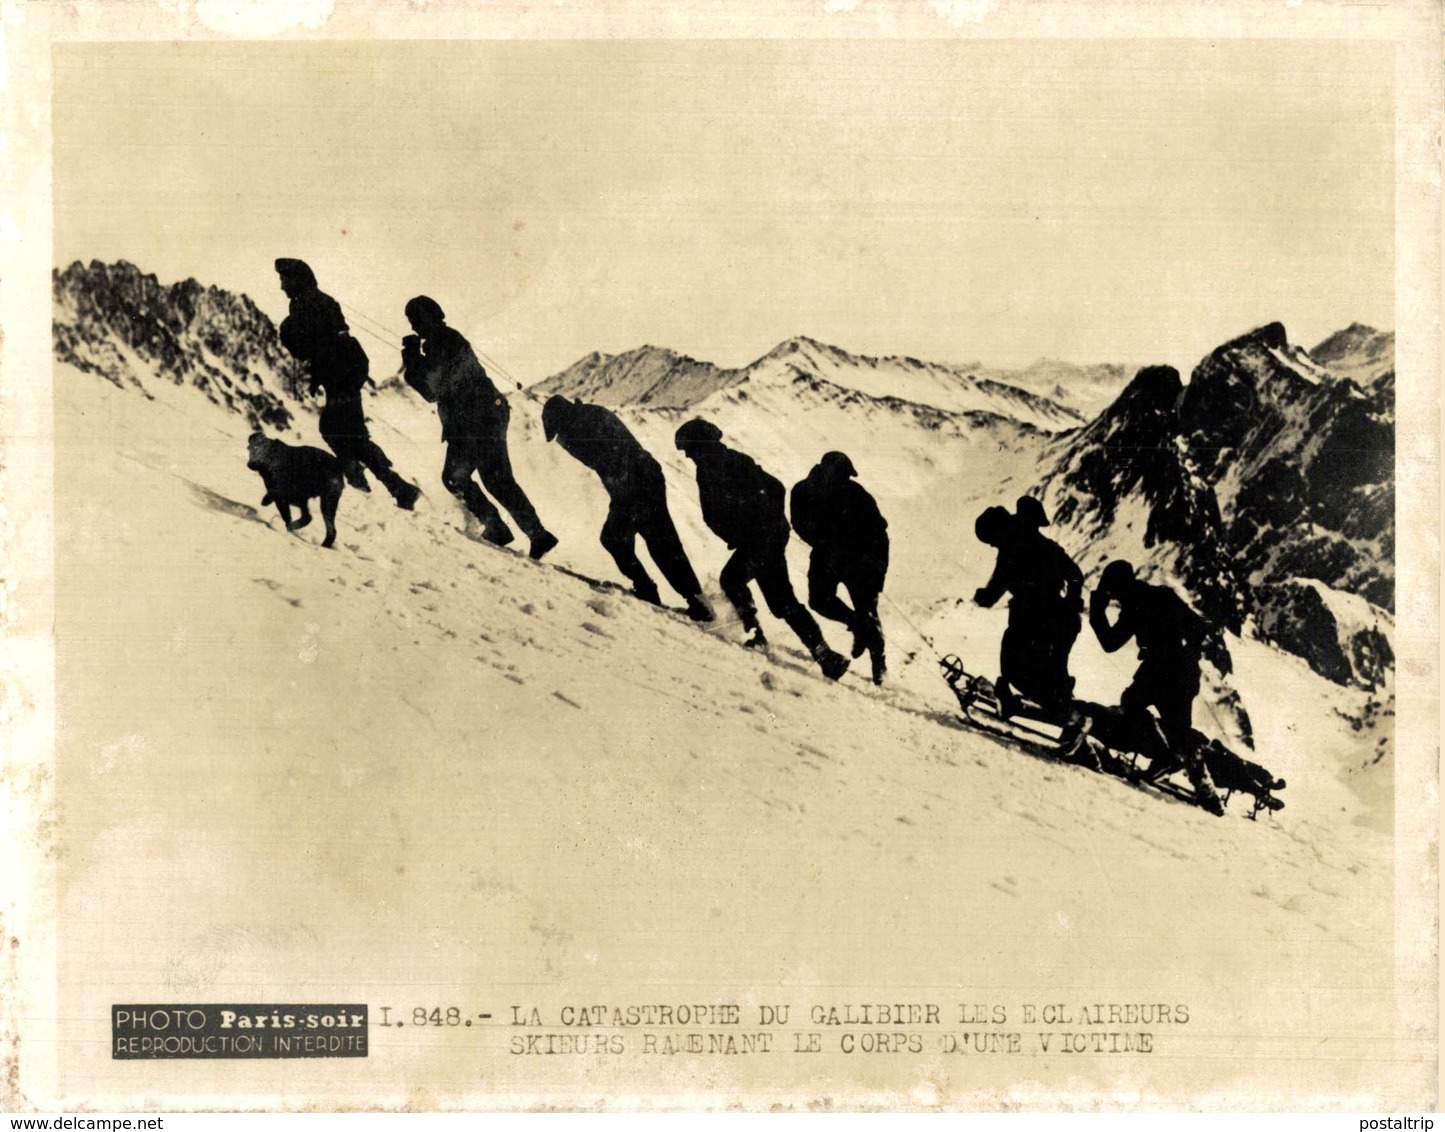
<box><xmin>253</xmin><ymin>578</ymin><xmax>302</xmax><ymax>608</ymax></box>
<box><xmin>494</xmin><ymin>666</ymin><xmax>525</xmax><ymax>685</ymax></box>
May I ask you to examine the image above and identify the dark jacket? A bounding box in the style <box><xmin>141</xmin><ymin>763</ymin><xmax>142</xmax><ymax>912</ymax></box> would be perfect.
<box><xmin>1091</xmin><ymin>580</ymin><xmax>1208</xmax><ymax>664</ymax></box>
<box><xmin>551</xmin><ymin>402</ymin><xmax>663</xmax><ymax>496</ymax></box>
<box><xmin>694</xmin><ymin>447</ymin><xmax>790</xmax><ymax>550</ymax></box>
<box><xmin>402</xmin><ymin>326</ymin><xmax>504</xmax><ymax>441</ymax></box>
<box><xmin>977</xmin><ymin>527</ymin><xmax>1083</xmax><ymax>612</ymax></box>
<box><xmin>790</xmin><ymin>471</ymin><xmax>888</xmax><ymax>555</ymax></box>
<box><xmin>278</xmin><ymin>288</ymin><xmax>369</xmax><ymax>400</ymax></box>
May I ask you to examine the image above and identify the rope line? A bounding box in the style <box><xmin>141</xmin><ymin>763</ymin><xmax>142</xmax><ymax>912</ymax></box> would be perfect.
<box><xmin>338</xmin><ymin>300</ymin><xmax>405</xmax><ymax>346</ymax></box>
<box><xmin>879</xmin><ymin>590</ymin><xmax>945</xmax><ymax>663</ymax></box>
<box><xmin>337</xmin><ymin>298</ymin><xmax>542</xmax><ymax>402</ymax></box>
<box><xmin>346</xmin><ymin>321</ymin><xmax>403</xmax><ymax>351</ymax></box>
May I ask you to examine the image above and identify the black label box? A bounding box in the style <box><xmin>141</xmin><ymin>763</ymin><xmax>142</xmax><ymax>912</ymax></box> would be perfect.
<box><xmin>112</xmin><ymin>1004</ymin><xmax>368</xmax><ymax>1059</ymax></box>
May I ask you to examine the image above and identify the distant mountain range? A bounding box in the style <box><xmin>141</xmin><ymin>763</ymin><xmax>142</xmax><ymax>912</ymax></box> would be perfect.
<box><xmin>535</xmin><ymin>336</ymin><xmax>1110</xmax><ymax>434</ymax></box>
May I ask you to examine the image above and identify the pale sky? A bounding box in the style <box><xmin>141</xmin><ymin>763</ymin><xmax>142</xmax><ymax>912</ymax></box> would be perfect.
<box><xmin>54</xmin><ymin>39</ymin><xmax>1394</xmax><ymax>384</ymax></box>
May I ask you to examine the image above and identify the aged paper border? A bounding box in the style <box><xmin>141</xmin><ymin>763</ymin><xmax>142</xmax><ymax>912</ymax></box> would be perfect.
<box><xmin>2</xmin><ymin>0</ymin><xmax>1439</xmax><ymax>1111</ymax></box>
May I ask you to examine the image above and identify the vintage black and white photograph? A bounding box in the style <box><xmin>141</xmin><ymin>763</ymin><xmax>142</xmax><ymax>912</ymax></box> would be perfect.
<box><xmin>3</xmin><ymin>1</ymin><xmax>1438</xmax><ymax>1113</ymax></box>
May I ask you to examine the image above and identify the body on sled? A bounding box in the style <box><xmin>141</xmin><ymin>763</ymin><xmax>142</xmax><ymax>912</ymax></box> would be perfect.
<box><xmin>939</xmin><ymin>654</ymin><xmax>1285</xmax><ymax>819</ymax></box>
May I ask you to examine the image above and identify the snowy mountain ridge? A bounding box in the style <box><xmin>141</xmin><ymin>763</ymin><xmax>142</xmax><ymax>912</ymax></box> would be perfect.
<box><xmin>1308</xmin><ymin>322</ymin><xmax>1395</xmax><ymax>385</ymax></box>
<box><xmin>536</xmin><ymin>334</ymin><xmax>1098</xmax><ymax>433</ymax></box>
<box><xmin>52</xmin><ymin>259</ymin><xmax>307</xmax><ymax>430</ymax></box>
<box><xmin>1036</xmin><ymin>321</ymin><xmax>1395</xmax><ymax>691</ymax></box>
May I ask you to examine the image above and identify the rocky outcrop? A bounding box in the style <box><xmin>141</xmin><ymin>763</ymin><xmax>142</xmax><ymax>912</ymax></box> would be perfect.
<box><xmin>53</xmin><ymin>259</ymin><xmax>309</xmax><ymax>430</ymax></box>
<box><xmin>1035</xmin><ymin>323</ymin><xmax>1394</xmax><ymax>689</ymax></box>
<box><xmin>1038</xmin><ymin>364</ymin><xmax>1244</xmax><ymax>628</ymax></box>
<box><xmin>1179</xmin><ymin>323</ymin><xmax>1394</xmax><ymax>612</ymax></box>
<box><xmin>1253</xmin><ymin>579</ymin><xmax>1394</xmax><ymax>691</ymax></box>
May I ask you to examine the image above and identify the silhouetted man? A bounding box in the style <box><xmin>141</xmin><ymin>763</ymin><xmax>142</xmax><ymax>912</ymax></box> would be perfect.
<box><xmin>1009</xmin><ymin>494</ymin><xmax>1079</xmax><ymax>706</ymax></box>
<box><xmin>401</xmin><ymin>295</ymin><xmax>557</xmax><ymax>560</ymax></box>
<box><xmin>273</xmin><ymin>259</ymin><xmax>419</xmax><ymax>510</ymax></box>
<box><xmin>1089</xmin><ymin>559</ymin><xmax>1225</xmax><ymax>815</ymax></box>
<box><xmin>674</xmin><ymin>418</ymin><xmax>849</xmax><ymax>681</ymax></box>
<box><xmin>790</xmin><ymin>451</ymin><xmax>889</xmax><ymax>684</ymax></box>
<box><xmin>973</xmin><ymin>504</ymin><xmax>1087</xmax><ymax>747</ymax></box>
<box><xmin>542</xmin><ymin>395</ymin><xmax>712</xmax><ymax>620</ymax></box>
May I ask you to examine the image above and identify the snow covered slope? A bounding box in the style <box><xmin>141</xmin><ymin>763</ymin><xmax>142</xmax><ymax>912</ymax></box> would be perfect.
<box><xmin>53</xmin><ymin>259</ymin><xmax>308</xmax><ymax>429</ymax></box>
<box><xmin>53</xmin><ymin>355</ymin><xmax>1406</xmax><ymax>1107</ymax></box>
<box><xmin>45</xmin><ymin>266</ymin><xmax>1410</xmax><ymax>1105</ymax></box>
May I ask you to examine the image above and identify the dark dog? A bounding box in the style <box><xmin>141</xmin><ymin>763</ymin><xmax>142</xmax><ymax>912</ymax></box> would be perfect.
<box><xmin>246</xmin><ymin>432</ymin><xmax>346</xmax><ymax>548</ymax></box>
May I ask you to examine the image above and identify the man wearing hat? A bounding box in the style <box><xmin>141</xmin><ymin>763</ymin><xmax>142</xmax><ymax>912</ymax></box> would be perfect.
<box><xmin>973</xmin><ymin>502</ymin><xmax>1086</xmax><ymax>745</ymax></box>
<box><xmin>789</xmin><ymin>451</ymin><xmax>890</xmax><ymax>684</ymax></box>
<box><xmin>273</xmin><ymin>259</ymin><xmax>420</xmax><ymax>510</ymax></box>
<box><xmin>542</xmin><ymin>395</ymin><xmax>711</xmax><ymax>620</ymax></box>
<box><xmin>1010</xmin><ymin>494</ymin><xmax>1080</xmax><ymax>704</ymax></box>
<box><xmin>675</xmin><ymin>419</ymin><xmax>849</xmax><ymax>681</ymax></box>
<box><xmin>401</xmin><ymin>295</ymin><xmax>557</xmax><ymax>560</ymax></box>
<box><xmin>1090</xmin><ymin>560</ymin><xmax>1225</xmax><ymax>815</ymax></box>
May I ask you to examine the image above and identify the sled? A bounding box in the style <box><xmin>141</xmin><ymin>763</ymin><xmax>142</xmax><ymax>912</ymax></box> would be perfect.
<box><xmin>1199</xmin><ymin>736</ymin><xmax>1286</xmax><ymax>820</ymax></box>
<box><xmin>938</xmin><ymin>654</ymin><xmax>1222</xmax><ymax>813</ymax></box>
<box><xmin>939</xmin><ymin>654</ymin><xmax>1124</xmax><ymax>777</ymax></box>
<box><xmin>1076</xmin><ymin>701</ymin><xmax>1286</xmax><ymax>820</ymax></box>
<box><xmin>939</xmin><ymin>655</ymin><xmax>1072</xmax><ymax>745</ymax></box>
